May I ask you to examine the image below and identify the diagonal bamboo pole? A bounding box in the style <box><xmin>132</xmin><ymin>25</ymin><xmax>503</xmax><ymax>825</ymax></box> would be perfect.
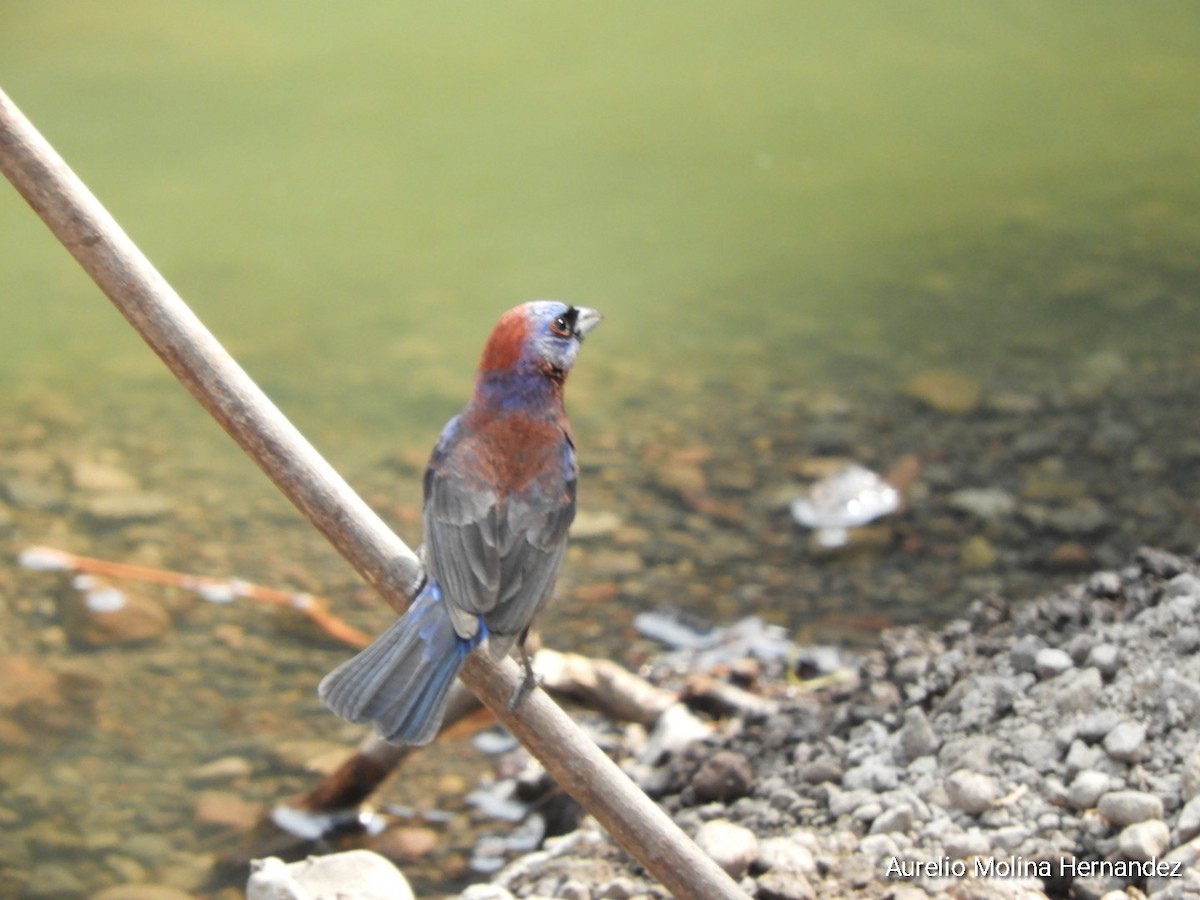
<box><xmin>0</xmin><ymin>86</ymin><xmax>748</xmax><ymax>899</ymax></box>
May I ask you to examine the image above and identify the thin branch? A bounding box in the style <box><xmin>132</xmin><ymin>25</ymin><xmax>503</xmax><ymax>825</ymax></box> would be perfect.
<box><xmin>0</xmin><ymin>86</ymin><xmax>748</xmax><ymax>899</ymax></box>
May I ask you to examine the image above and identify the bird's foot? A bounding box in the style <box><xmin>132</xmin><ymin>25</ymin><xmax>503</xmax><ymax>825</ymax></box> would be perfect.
<box><xmin>507</xmin><ymin>642</ymin><xmax>541</xmax><ymax>712</ymax></box>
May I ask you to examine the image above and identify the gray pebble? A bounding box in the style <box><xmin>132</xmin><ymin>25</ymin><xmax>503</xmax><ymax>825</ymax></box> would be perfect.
<box><xmin>945</xmin><ymin>769</ymin><xmax>999</xmax><ymax>814</ymax></box>
<box><xmin>1177</xmin><ymin>796</ymin><xmax>1200</xmax><ymax>843</ymax></box>
<box><xmin>898</xmin><ymin>707</ymin><xmax>939</xmax><ymax>761</ymax></box>
<box><xmin>1086</xmin><ymin>571</ymin><xmax>1123</xmax><ymax>598</ymax></box>
<box><xmin>1010</xmin><ymin>634</ymin><xmax>1046</xmax><ymax>673</ymax></box>
<box><xmin>1085</xmin><ymin>643</ymin><xmax>1121</xmax><ymax>676</ymax></box>
<box><xmin>1068</xmin><ymin>771</ymin><xmax>1111</xmax><ymax>810</ymax></box>
<box><xmin>1116</xmin><ymin>819</ymin><xmax>1170</xmax><ymax>861</ymax></box>
<box><xmin>1065</xmin><ymin>739</ymin><xmax>1106</xmax><ymax>773</ymax></box>
<box><xmin>1096</xmin><ymin>790</ymin><xmax>1164</xmax><ymax>825</ymax></box>
<box><xmin>1104</xmin><ymin>721</ymin><xmax>1147</xmax><ymax>762</ymax></box>
<box><xmin>754</xmin><ymin>869</ymin><xmax>816</xmax><ymax>900</ymax></box>
<box><xmin>1075</xmin><ymin>710</ymin><xmax>1122</xmax><ymax>743</ymax></box>
<box><xmin>948</xmin><ymin>488</ymin><xmax>1017</xmax><ymax>521</ymax></box>
<box><xmin>870</xmin><ymin>805</ymin><xmax>914</xmax><ymax>835</ymax></box>
<box><xmin>756</xmin><ymin>836</ymin><xmax>816</xmax><ymax>876</ymax></box>
<box><xmin>1054</xmin><ymin>667</ymin><xmax>1103</xmax><ymax>713</ymax></box>
<box><xmin>943</xmin><ymin>829</ymin><xmax>991</xmax><ymax>859</ymax></box>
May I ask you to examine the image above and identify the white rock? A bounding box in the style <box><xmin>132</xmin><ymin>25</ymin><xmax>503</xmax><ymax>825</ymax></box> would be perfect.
<box><xmin>1067</xmin><ymin>770</ymin><xmax>1110</xmax><ymax>810</ymax></box>
<box><xmin>1117</xmin><ymin>820</ymin><xmax>1170</xmax><ymax>862</ymax></box>
<box><xmin>247</xmin><ymin>851</ymin><xmax>413</xmax><ymax>900</ymax></box>
<box><xmin>1034</xmin><ymin>647</ymin><xmax>1074</xmax><ymax>679</ymax></box>
<box><xmin>695</xmin><ymin>819</ymin><xmax>759</xmax><ymax>878</ymax></box>
<box><xmin>945</xmin><ymin>769</ymin><xmax>1000</xmax><ymax>814</ymax></box>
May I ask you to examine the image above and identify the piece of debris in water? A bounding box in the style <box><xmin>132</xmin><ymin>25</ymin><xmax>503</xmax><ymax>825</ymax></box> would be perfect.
<box><xmin>790</xmin><ymin>463</ymin><xmax>901</xmax><ymax>548</ymax></box>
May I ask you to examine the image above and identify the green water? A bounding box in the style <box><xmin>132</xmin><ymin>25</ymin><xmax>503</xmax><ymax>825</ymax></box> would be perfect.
<box><xmin>4</xmin><ymin>3</ymin><xmax>1198</xmax><ymax>454</ymax></box>
<box><xmin>2</xmin><ymin>3</ymin><xmax>1199</xmax><ymax>896</ymax></box>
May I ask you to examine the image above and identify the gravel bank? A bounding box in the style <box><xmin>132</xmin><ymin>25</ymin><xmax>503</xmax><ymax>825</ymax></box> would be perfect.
<box><xmin>471</xmin><ymin>546</ymin><xmax>1200</xmax><ymax>900</ymax></box>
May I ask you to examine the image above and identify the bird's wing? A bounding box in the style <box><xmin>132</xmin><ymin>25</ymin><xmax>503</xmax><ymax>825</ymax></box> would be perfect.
<box><xmin>484</xmin><ymin>437</ymin><xmax>577</xmax><ymax>634</ymax></box>
<box><xmin>423</xmin><ymin>428</ymin><xmax>576</xmax><ymax>639</ymax></box>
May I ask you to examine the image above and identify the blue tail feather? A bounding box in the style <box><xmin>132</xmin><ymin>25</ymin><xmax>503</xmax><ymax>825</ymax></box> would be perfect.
<box><xmin>318</xmin><ymin>579</ymin><xmax>483</xmax><ymax>745</ymax></box>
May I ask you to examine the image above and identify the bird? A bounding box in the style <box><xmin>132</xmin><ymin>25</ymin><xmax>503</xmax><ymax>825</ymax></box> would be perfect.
<box><xmin>319</xmin><ymin>300</ymin><xmax>602</xmax><ymax>745</ymax></box>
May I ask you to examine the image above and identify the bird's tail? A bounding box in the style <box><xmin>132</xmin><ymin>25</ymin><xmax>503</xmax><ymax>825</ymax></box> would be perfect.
<box><xmin>318</xmin><ymin>580</ymin><xmax>481</xmax><ymax>746</ymax></box>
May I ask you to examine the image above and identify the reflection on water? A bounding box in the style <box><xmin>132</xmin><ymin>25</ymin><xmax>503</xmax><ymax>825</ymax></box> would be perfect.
<box><xmin>1</xmin><ymin>2</ymin><xmax>1199</xmax><ymax>896</ymax></box>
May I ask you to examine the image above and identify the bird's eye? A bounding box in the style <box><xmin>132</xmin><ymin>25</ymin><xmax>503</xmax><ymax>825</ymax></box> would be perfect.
<box><xmin>550</xmin><ymin>315</ymin><xmax>572</xmax><ymax>338</ymax></box>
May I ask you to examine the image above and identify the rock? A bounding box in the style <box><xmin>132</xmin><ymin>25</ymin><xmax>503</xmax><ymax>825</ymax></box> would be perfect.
<box><xmin>570</xmin><ymin>509</ymin><xmax>622</xmax><ymax>540</ymax></box>
<box><xmin>1096</xmin><ymin>790</ymin><xmax>1164</xmax><ymax>825</ymax></box>
<box><xmin>691</xmin><ymin>750</ymin><xmax>756</xmax><ymax>803</ymax></box>
<box><xmin>902</xmin><ymin>370</ymin><xmax>983</xmax><ymax>414</ymax></box>
<box><xmin>960</xmin><ymin>535</ymin><xmax>998</xmax><ymax>570</ymax></box>
<box><xmin>81</xmin><ymin>491</ymin><xmax>172</xmax><ymax>523</ymax></box>
<box><xmin>945</xmin><ymin>769</ymin><xmax>999</xmax><ymax>814</ymax></box>
<box><xmin>898</xmin><ymin>707</ymin><xmax>939</xmax><ymax>761</ymax></box>
<box><xmin>0</xmin><ymin>654</ymin><xmax>99</xmax><ymax>744</ymax></box>
<box><xmin>1067</xmin><ymin>771</ymin><xmax>1110</xmax><ymax>810</ymax></box>
<box><xmin>948</xmin><ymin>487</ymin><xmax>1018</xmax><ymax>521</ymax></box>
<box><xmin>1009</xmin><ymin>634</ymin><xmax>1046</xmax><ymax>673</ymax></box>
<box><xmin>247</xmin><ymin>851</ymin><xmax>414</xmax><ymax>900</ymax></box>
<box><xmin>1177</xmin><ymin>795</ymin><xmax>1200</xmax><ymax>842</ymax></box>
<box><xmin>756</xmin><ymin>835</ymin><xmax>817</xmax><ymax>876</ymax></box>
<box><xmin>1116</xmin><ymin>819</ymin><xmax>1170</xmax><ymax>861</ymax></box>
<box><xmin>188</xmin><ymin>756</ymin><xmax>253</xmax><ymax>784</ymax></box>
<box><xmin>460</xmin><ymin>887</ymin><xmax>517</xmax><ymax>900</ymax></box>
<box><xmin>870</xmin><ymin>805</ymin><xmax>914</xmax><ymax>834</ymax></box>
<box><xmin>67</xmin><ymin>458</ymin><xmax>138</xmax><ymax>492</ymax></box>
<box><xmin>368</xmin><ymin>826</ymin><xmax>439</xmax><ymax>863</ymax></box>
<box><xmin>754</xmin><ymin>868</ymin><xmax>816</xmax><ymax>900</ymax></box>
<box><xmin>1103</xmin><ymin>721</ymin><xmax>1147</xmax><ymax>762</ymax></box>
<box><xmin>694</xmin><ymin>819</ymin><xmax>758</xmax><ymax>878</ymax></box>
<box><xmin>1053</xmin><ymin>667</ymin><xmax>1103</xmax><ymax>714</ymax></box>
<box><xmin>91</xmin><ymin>886</ymin><xmax>195</xmax><ymax>900</ymax></box>
<box><xmin>1085</xmin><ymin>643</ymin><xmax>1121</xmax><ymax>676</ymax></box>
<box><xmin>194</xmin><ymin>791</ymin><xmax>262</xmax><ymax>832</ymax></box>
<box><xmin>59</xmin><ymin>577</ymin><xmax>170</xmax><ymax>647</ymax></box>
<box><xmin>1034</xmin><ymin>647</ymin><xmax>1074</xmax><ymax>678</ymax></box>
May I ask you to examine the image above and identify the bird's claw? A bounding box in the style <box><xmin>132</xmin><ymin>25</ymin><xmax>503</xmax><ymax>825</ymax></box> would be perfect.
<box><xmin>508</xmin><ymin>645</ymin><xmax>541</xmax><ymax>712</ymax></box>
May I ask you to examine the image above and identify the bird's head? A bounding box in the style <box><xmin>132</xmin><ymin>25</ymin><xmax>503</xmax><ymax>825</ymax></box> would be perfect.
<box><xmin>478</xmin><ymin>301</ymin><xmax>603</xmax><ymax>384</ymax></box>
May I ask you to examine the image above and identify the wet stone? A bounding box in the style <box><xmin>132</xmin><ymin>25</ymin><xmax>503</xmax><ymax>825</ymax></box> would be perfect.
<box><xmin>902</xmin><ymin>370</ymin><xmax>983</xmax><ymax>414</ymax></box>
<box><xmin>81</xmin><ymin>491</ymin><xmax>172</xmax><ymax>523</ymax></box>
<box><xmin>59</xmin><ymin>580</ymin><xmax>171</xmax><ymax>648</ymax></box>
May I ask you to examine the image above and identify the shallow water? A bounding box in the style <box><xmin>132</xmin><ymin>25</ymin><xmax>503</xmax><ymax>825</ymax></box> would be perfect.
<box><xmin>1</xmin><ymin>3</ymin><xmax>1199</xmax><ymax>897</ymax></box>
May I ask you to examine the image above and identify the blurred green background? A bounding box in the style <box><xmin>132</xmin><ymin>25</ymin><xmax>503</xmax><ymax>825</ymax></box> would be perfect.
<box><xmin>3</xmin><ymin>2</ymin><xmax>1197</xmax><ymax>470</ymax></box>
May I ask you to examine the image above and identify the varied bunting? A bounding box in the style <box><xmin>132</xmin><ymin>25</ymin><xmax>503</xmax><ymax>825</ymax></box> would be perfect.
<box><xmin>319</xmin><ymin>301</ymin><xmax>602</xmax><ymax>745</ymax></box>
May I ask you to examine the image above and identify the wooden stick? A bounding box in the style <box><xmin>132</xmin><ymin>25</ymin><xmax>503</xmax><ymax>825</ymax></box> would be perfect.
<box><xmin>0</xmin><ymin>87</ymin><xmax>748</xmax><ymax>899</ymax></box>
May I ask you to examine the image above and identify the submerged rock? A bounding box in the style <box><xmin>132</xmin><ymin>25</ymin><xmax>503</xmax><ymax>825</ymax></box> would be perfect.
<box><xmin>58</xmin><ymin>576</ymin><xmax>171</xmax><ymax>647</ymax></box>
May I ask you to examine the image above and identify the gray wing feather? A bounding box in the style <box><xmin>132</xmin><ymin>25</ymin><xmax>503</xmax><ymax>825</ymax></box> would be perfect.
<box><xmin>424</xmin><ymin>432</ymin><xmax>576</xmax><ymax>639</ymax></box>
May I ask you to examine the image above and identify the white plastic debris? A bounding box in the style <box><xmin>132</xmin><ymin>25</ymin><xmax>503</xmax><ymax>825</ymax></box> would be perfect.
<box><xmin>790</xmin><ymin>464</ymin><xmax>901</xmax><ymax>548</ymax></box>
<box><xmin>82</xmin><ymin>586</ymin><xmax>128</xmax><ymax>613</ymax></box>
<box><xmin>18</xmin><ymin>546</ymin><xmax>74</xmax><ymax>571</ymax></box>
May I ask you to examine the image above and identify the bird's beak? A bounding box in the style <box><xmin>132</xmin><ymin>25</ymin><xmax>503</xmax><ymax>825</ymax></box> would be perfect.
<box><xmin>573</xmin><ymin>307</ymin><xmax>603</xmax><ymax>340</ymax></box>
